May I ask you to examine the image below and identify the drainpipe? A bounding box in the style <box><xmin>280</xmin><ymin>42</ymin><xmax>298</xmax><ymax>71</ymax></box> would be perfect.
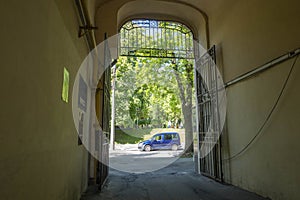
<box><xmin>225</xmin><ymin>48</ymin><xmax>300</xmax><ymax>87</ymax></box>
<box><xmin>75</xmin><ymin>0</ymin><xmax>97</xmax><ymax>50</ymax></box>
<box><xmin>74</xmin><ymin>0</ymin><xmax>98</xmax><ymax>185</ymax></box>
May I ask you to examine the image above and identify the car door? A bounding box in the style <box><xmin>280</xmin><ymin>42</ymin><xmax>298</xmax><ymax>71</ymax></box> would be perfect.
<box><xmin>152</xmin><ymin>134</ymin><xmax>163</xmax><ymax>150</ymax></box>
<box><xmin>172</xmin><ymin>133</ymin><xmax>180</xmax><ymax>145</ymax></box>
<box><xmin>162</xmin><ymin>133</ymin><xmax>172</xmax><ymax>149</ymax></box>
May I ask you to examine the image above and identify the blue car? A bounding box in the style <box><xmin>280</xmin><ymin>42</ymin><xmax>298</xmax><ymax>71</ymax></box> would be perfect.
<box><xmin>138</xmin><ymin>132</ymin><xmax>181</xmax><ymax>151</ymax></box>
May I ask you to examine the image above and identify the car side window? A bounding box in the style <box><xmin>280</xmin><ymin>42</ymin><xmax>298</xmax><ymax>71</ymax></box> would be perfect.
<box><xmin>172</xmin><ymin>133</ymin><xmax>179</xmax><ymax>140</ymax></box>
<box><xmin>165</xmin><ymin>134</ymin><xmax>172</xmax><ymax>140</ymax></box>
<box><xmin>155</xmin><ymin>135</ymin><xmax>162</xmax><ymax>140</ymax></box>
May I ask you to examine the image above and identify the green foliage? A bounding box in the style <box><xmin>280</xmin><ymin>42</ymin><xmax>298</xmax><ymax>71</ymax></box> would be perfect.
<box><xmin>115</xmin><ymin>19</ymin><xmax>195</xmax><ymax>151</ymax></box>
<box><xmin>114</xmin><ymin>56</ymin><xmax>185</xmax><ymax>128</ymax></box>
<box><xmin>129</xmin><ymin>85</ymin><xmax>151</xmax><ymax>126</ymax></box>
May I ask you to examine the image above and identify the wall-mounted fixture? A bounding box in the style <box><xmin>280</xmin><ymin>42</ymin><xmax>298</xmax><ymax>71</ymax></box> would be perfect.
<box><xmin>78</xmin><ymin>25</ymin><xmax>98</xmax><ymax>38</ymax></box>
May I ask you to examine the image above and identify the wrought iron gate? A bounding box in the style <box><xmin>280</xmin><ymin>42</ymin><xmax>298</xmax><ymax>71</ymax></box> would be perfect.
<box><xmin>196</xmin><ymin>45</ymin><xmax>223</xmax><ymax>181</ymax></box>
<box><xmin>96</xmin><ymin>65</ymin><xmax>110</xmax><ymax>188</ymax></box>
<box><xmin>95</xmin><ymin>38</ymin><xmax>112</xmax><ymax>188</ymax></box>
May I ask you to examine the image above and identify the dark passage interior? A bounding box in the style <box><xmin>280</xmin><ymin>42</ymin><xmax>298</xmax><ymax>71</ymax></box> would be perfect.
<box><xmin>1</xmin><ymin>0</ymin><xmax>300</xmax><ymax>200</ymax></box>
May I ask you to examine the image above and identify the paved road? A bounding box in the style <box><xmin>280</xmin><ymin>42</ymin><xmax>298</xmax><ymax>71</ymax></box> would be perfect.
<box><xmin>81</xmin><ymin>157</ymin><xmax>269</xmax><ymax>200</ymax></box>
<box><xmin>109</xmin><ymin>144</ymin><xmax>184</xmax><ymax>173</ymax></box>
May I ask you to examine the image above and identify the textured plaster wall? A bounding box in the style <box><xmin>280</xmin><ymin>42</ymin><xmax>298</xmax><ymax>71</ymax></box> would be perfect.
<box><xmin>209</xmin><ymin>0</ymin><xmax>300</xmax><ymax>199</ymax></box>
<box><xmin>93</xmin><ymin>0</ymin><xmax>300</xmax><ymax>199</ymax></box>
<box><xmin>0</xmin><ymin>0</ymin><xmax>89</xmax><ymax>199</ymax></box>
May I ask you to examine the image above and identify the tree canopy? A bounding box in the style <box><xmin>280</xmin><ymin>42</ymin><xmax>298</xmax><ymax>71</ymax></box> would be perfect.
<box><xmin>113</xmin><ymin>19</ymin><xmax>196</xmax><ymax>152</ymax></box>
<box><xmin>114</xmin><ymin>56</ymin><xmax>184</xmax><ymax>128</ymax></box>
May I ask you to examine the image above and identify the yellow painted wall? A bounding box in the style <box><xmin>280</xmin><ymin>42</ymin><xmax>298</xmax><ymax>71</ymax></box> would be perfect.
<box><xmin>209</xmin><ymin>0</ymin><xmax>300</xmax><ymax>199</ymax></box>
<box><xmin>0</xmin><ymin>0</ymin><xmax>89</xmax><ymax>199</ymax></box>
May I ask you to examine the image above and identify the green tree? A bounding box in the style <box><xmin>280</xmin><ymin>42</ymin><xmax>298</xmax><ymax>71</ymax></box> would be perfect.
<box><xmin>116</xmin><ymin>20</ymin><xmax>195</xmax><ymax>152</ymax></box>
<box><xmin>129</xmin><ymin>85</ymin><xmax>151</xmax><ymax>127</ymax></box>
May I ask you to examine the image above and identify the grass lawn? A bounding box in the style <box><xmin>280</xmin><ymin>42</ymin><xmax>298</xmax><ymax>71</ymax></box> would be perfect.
<box><xmin>115</xmin><ymin>128</ymin><xmax>185</xmax><ymax>144</ymax></box>
<box><xmin>115</xmin><ymin>128</ymin><xmax>151</xmax><ymax>144</ymax></box>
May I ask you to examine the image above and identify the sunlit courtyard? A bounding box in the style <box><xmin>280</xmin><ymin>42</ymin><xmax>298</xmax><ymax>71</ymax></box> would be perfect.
<box><xmin>109</xmin><ymin>128</ymin><xmax>186</xmax><ymax>173</ymax></box>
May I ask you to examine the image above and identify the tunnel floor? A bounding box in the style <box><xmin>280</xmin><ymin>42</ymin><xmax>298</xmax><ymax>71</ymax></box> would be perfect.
<box><xmin>81</xmin><ymin>157</ymin><xmax>269</xmax><ymax>200</ymax></box>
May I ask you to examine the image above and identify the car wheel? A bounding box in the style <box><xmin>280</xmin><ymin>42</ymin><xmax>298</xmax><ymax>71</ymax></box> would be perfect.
<box><xmin>171</xmin><ymin>144</ymin><xmax>178</xmax><ymax>151</ymax></box>
<box><xmin>144</xmin><ymin>145</ymin><xmax>151</xmax><ymax>152</ymax></box>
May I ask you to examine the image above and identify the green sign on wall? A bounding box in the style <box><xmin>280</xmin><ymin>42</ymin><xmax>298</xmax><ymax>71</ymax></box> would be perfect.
<box><xmin>62</xmin><ymin>67</ymin><xmax>69</xmax><ymax>103</ymax></box>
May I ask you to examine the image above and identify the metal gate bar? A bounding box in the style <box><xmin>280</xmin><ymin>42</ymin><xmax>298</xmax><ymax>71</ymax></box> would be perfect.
<box><xmin>196</xmin><ymin>46</ymin><xmax>223</xmax><ymax>181</ymax></box>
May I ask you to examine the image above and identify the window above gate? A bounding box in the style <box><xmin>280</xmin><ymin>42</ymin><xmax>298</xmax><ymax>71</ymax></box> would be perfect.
<box><xmin>119</xmin><ymin>19</ymin><xmax>194</xmax><ymax>59</ymax></box>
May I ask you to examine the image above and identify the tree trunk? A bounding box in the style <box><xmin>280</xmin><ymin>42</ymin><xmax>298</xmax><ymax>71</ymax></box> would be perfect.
<box><xmin>173</xmin><ymin>63</ymin><xmax>194</xmax><ymax>153</ymax></box>
<box><xmin>182</xmin><ymin>76</ymin><xmax>193</xmax><ymax>153</ymax></box>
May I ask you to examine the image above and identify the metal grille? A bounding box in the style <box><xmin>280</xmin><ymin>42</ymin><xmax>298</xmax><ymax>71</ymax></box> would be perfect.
<box><xmin>196</xmin><ymin>46</ymin><xmax>223</xmax><ymax>181</ymax></box>
<box><xmin>119</xmin><ymin>20</ymin><xmax>194</xmax><ymax>59</ymax></box>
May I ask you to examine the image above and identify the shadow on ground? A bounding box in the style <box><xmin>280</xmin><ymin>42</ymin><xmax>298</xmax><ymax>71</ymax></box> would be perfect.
<box><xmin>81</xmin><ymin>158</ymin><xmax>270</xmax><ymax>200</ymax></box>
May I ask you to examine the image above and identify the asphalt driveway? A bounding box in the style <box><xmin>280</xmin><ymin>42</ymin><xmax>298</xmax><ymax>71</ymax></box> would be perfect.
<box><xmin>81</xmin><ymin>144</ymin><xmax>270</xmax><ymax>200</ymax></box>
<box><xmin>109</xmin><ymin>143</ymin><xmax>184</xmax><ymax>173</ymax></box>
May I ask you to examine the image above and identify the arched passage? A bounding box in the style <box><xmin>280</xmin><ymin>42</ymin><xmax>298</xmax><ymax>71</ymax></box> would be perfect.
<box><xmin>95</xmin><ymin>0</ymin><xmax>209</xmax><ymax>48</ymax></box>
<box><xmin>91</xmin><ymin>0</ymin><xmax>224</xmax><ymax>187</ymax></box>
<box><xmin>109</xmin><ymin>19</ymin><xmax>197</xmax><ymax>173</ymax></box>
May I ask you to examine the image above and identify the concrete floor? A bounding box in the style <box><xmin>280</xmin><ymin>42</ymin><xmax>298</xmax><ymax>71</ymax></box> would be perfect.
<box><xmin>81</xmin><ymin>158</ymin><xmax>270</xmax><ymax>200</ymax></box>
